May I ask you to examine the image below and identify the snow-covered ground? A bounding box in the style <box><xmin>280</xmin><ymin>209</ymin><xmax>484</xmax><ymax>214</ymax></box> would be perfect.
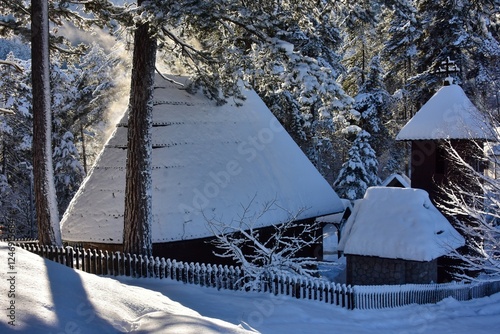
<box><xmin>2</xmin><ymin>242</ymin><xmax>500</xmax><ymax>333</ymax></box>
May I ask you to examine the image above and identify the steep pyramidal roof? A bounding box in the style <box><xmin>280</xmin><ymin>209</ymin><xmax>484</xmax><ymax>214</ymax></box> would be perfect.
<box><xmin>396</xmin><ymin>83</ymin><xmax>492</xmax><ymax>141</ymax></box>
<box><xmin>61</xmin><ymin>74</ymin><xmax>343</xmax><ymax>244</ymax></box>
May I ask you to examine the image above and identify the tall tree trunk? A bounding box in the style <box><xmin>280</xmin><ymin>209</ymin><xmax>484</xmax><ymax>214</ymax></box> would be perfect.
<box><xmin>123</xmin><ymin>1</ymin><xmax>156</xmax><ymax>257</ymax></box>
<box><xmin>80</xmin><ymin>122</ymin><xmax>87</xmax><ymax>174</ymax></box>
<box><xmin>31</xmin><ymin>0</ymin><xmax>61</xmax><ymax>245</ymax></box>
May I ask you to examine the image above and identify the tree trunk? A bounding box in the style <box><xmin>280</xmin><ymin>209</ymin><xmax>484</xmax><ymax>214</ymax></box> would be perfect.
<box><xmin>123</xmin><ymin>1</ymin><xmax>156</xmax><ymax>257</ymax></box>
<box><xmin>31</xmin><ymin>0</ymin><xmax>61</xmax><ymax>246</ymax></box>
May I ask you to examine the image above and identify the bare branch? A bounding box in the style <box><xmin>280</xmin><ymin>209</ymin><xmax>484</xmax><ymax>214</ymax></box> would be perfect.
<box><xmin>0</xmin><ymin>60</ymin><xmax>23</xmax><ymax>72</ymax></box>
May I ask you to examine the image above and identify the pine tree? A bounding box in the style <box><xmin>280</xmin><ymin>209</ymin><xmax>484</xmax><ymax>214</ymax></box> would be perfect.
<box><xmin>0</xmin><ymin>42</ymin><xmax>121</xmax><ymax>235</ymax></box>
<box><xmin>354</xmin><ymin>56</ymin><xmax>389</xmax><ymax>145</ymax></box>
<box><xmin>334</xmin><ymin>129</ymin><xmax>379</xmax><ymax>200</ymax></box>
<box><xmin>31</xmin><ymin>0</ymin><xmax>61</xmax><ymax>245</ymax></box>
<box><xmin>412</xmin><ymin>0</ymin><xmax>500</xmax><ymax>105</ymax></box>
<box><xmin>122</xmin><ymin>0</ymin><xmax>156</xmax><ymax>257</ymax></box>
<box><xmin>0</xmin><ymin>55</ymin><xmax>35</xmax><ymax>238</ymax></box>
<box><xmin>379</xmin><ymin>0</ymin><xmax>420</xmax><ymax>120</ymax></box>
<box><xmin>145</xmin><ymin>0</ymin><xmax>352</xmax><ymax>180</ymax></box>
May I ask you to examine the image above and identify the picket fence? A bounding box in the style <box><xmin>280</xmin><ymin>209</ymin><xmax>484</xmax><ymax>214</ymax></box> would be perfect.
<box><xmin>10</xmin><ymin>240</ymin><xmax>500</xmax><ymax>310</ymax></box>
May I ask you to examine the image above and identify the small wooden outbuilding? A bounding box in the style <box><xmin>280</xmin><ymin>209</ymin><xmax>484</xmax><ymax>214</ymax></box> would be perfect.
<box><xmin>338</xmin><ymin>187</ymin><xmax>464</xmax><ymax>285</ymax></box>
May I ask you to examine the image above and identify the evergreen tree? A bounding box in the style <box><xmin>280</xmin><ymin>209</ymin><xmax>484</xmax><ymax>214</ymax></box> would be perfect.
<box><xmin>379</xmin><ymin>0</ymin><xmax>420</xmax><ymax>120</ymax></box>
<box><xmin>334</xmin><ymin>129</ymin><xmax>379</xmax><ymax>200</ymax></box>
<box><xmin>354</xmin><ymin>55</ymin><xmax>389</xmax><ymax>147</ymax></box>
<box><xmin>0</xmin><ymin>45</ymin><xmax>121</xmax><ymax>237</ymax></box>
<box><xmin>31</xmin><ymin>0</ymin><xmax>61</xmax><ymax>245</ymax></box>
<box><xmin>145</xmin><ymin>0</ymin><xmax>352</xmax><ymax>180</ymax></box>
<box><xmin>123</xmin><ymin>0</ymin><xmax>156</xmax><ymax>257</ymax></box>
<box><xmin>50</xmin><ymin>57</ymin><xmax>85</xmax><ymax>216</ymax></box>
<box><xmin>0</xmin><ymin>55</ymin><xmax>35</xmax><ymax>238</ymax></box>
<box><xmin>413</xmin><ymin>0</ymin><xmax>500</xmax><ymax>105</ymax></box>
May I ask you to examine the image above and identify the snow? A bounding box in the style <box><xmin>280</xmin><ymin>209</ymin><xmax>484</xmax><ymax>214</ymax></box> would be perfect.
<box><xmin>3</xmin><ymin>242</ymin><xmax>500</xmax><ymax>334</ymax></box>
<box><xmin>60</xmin><ymin>74</ymin><xmax>343</xmax><ymax>244</ymax></box>
<box><xmin>396</xmin><ymin>83</ymin><xmax>493</xmax><ymax>141</ymax></box>
<box><xmin>338</xmin><ymin>187</ymin><xmax>465</xmax><ymax>261</ymax></box>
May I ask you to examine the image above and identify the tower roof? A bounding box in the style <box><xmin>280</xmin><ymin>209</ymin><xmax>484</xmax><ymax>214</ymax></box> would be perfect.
<box><xmin>396</xmin><ymin>83</ymin><xmax>493</xmax><ymax>141</ymax></box>
<box><xmin>61</xmin><ymin>75</ymin><xmax>344</xmax><ymax>244</ymax></box>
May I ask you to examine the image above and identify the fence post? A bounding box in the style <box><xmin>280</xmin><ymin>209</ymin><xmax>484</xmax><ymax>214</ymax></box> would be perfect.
<box><xmin>124</xmin><ymin>253</ymin><xmax>131</xmax><ymax>277</ymax></box>
<box><xmin>75</xmin><ymin>248</ymin><xmax>80</xmax><ymax>270</ymax></box>
<box><xmin>166</xmin><ymin>259</ymin><xmax>172</xmax><ymax>279</ymax></box>
<box><xmin>147</xmin><ymin>256</ymin><xmax>154</xmax><ymax>278</ymax></box>
<box><xmin>113</xmin><ymin>252</ymin><xmax>120</xmax><ymax>276</ymax></box>
<box><xmin>91</xmin><ymin>249</ymin><xmax>98</xmax><ymax>274</ymax></box>
<box><xmin>200</xmin><ymin>263</ymin><xmax>207</xmax><ymax>287</ymax></box>
<box><xmin>86</xmin><ymin>249</ymin><xmax>94</xmax><ymax>274</ymax></box>
<box><xmin>66</xmin><ymin>247</ymin><xmax>74</xmax><ymax>269</ymax></box>
<box><xmin>136</xmin><ymin>253</ymin><xmax>142</xmax><ymax>277</ymax></box>
<box><xmin>159</xmin><ymin>258</ymin><xmax>166</xmax><ymax>279</ymax></box>
<box><xmin>102</xmin><ymin>250</ymin><xmax>109</xmax><ymax>276</ymax></box>
<box><xmin>142</xmin><ymin>255</ymin><xmax>148</xmax><ymax>278</ymax></box>
<box><xmin>194</xmin><ymin>263</ymin><xmax>201</xmax><ymax>285</ymax></box>
<box><xmin>152</xmin><ymin>257</ymin><xmax>159</xmax><ymax>278</ymax></box>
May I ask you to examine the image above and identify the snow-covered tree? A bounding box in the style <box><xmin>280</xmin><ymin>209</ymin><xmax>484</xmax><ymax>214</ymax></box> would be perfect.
<box><xmin>72</xmin><ymin>42</ymin><xmax>125</xmax><ymax>172</ymax></box>
<box><xmin>334</xmin><ymin>129</ymin><xmax>380</xmax><ymax>200</ymax></box>
<box><xmin>437</xmin><ymin>136</ymin><xmax>500</xmax><ymax>281</ymax></box>
<box><xmin>52</xmin><ymin>131</ymin><xmax>84</xmax><ymax>216</ymax></box>
<box><xmin>0</xmin><ymin>55</ymin><xmax>34</xmax><ymax>238</ymax></box>
<box><xmin>412</xmin><ymin>0</ymin><xmax>500</xmax><ymax>107</ymax></box>
<box><xmin>353</xmin><ymin>55</ymin><xmax>390</xmax><ymax>151</ymax></box>
<box><xmin>379</xmin><ymin>0</ymin><xmax>420</xmax><ymax>120</ymax></box>
<box><xmin>207</xmin><ymin>199</ymin><xmax>328</xmax><ymax>289</ymax></box>
<box><xmin>0</xmin><ymin>44</ymin><xmax>122</xmax><ymax>237</ymax></box>
<box><xmin>138</xmin><ymin>0</ymin><xmax>353</xmax><ymax>181</ymax></box>
<box><xmin>50</xmin><ymin>57</ymin><xmax>85</xmax><ymax>216</ymax></box>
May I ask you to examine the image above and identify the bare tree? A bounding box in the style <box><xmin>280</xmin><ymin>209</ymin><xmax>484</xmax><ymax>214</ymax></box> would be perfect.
<box><xmin>122</xmin><ymin>0</ymin><xmax>157</xmax><ymax>257</ymax></box>
<box><xmin>31</xmin><ymin>0</ymin><xmax>61</xmax><ymax>245</ymax></box>
<box><xmin>206</xmin><ymin>198</ymin><xmax>330</xmax><ymax>289</ymax></box>
<box><xmin>438</xmin><ymin>135</ymin><xmax>500</xmax><ymax>281</ymax></box>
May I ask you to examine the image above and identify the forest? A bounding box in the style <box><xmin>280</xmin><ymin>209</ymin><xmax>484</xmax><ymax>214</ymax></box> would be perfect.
<box><xmin>1</xmin><ymin>0</ymin><xmax>499</xmax><ymax>240</ymax></box>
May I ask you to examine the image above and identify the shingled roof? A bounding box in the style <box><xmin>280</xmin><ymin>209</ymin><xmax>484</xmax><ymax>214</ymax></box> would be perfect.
<box><xmin>61</xmin><ymin>74</ymin><xmax>344</xmax><ymax>244</ymax></box>
<box><xmin>396</xmin><ymin>82</ymin><xmax>492</xmax><ymax>141</ymax></box>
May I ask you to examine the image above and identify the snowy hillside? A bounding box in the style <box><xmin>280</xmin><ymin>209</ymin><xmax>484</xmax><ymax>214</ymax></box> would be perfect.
<box><xmin>2</xmin><ymin>243</ymin><xmax>500</xmax><ymax>333</ymax></box>
<box><xmin>0</xmin><ymin>243</ymin><xmax>251</xmax><ymax>333</ymax></box>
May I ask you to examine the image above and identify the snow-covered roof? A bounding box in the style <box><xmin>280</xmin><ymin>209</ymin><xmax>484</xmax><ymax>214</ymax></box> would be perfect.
<box><xmin>61</xmin><ymin>74</ymin><xmax>344</xmax><ymax>244</ymax></box>
<box><xmin>396</xmin><ymin>83</ymin><xmax>492</xmax><ymax>141</ymax></box>
<box><xmin>381</xmin><ymin>173</ymin><xmax>410</xmax><ymax>188</ymax></box>
<box><xmin>338</xmin><ymin>187</ymin><xmax>464</xmax><ymax>261</ymax></box>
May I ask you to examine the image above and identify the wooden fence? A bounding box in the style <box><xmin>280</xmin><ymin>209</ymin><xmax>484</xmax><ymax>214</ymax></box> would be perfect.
<box><xmin>353</xmin><ymin>280</ymin><xmax>500</xmax><ymax>309</ymax></box>
<box><xmin>10</xmin><ymin>241</ymin><xmax>500</xmax><ymax>310</ymax></box>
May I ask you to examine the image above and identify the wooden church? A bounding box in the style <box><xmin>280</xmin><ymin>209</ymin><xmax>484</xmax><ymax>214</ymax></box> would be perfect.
<box><xmin>396</xmin><ymin>61</ymin><xmax>493</xmax><ymax>280</ymax></box>
<box><xmin>60</xmin><ymin>74</ymin><xmax>344</xmax><ymax>264</ymax></box>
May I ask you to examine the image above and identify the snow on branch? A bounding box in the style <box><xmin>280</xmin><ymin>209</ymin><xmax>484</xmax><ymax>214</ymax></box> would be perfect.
<box><xmin>0</xmin><ymin>60</ymin><xmax>23</xmax><ymax>73</ymax></box>
<box><xmin>205</xmin><ymin>197</ymin><xmax>333</xmax><ymax>290</ymax></box>
<box><xmin>437</xmin><ymin>139</ymin><xmax>500</xmax><ymax>281</ymax></box>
